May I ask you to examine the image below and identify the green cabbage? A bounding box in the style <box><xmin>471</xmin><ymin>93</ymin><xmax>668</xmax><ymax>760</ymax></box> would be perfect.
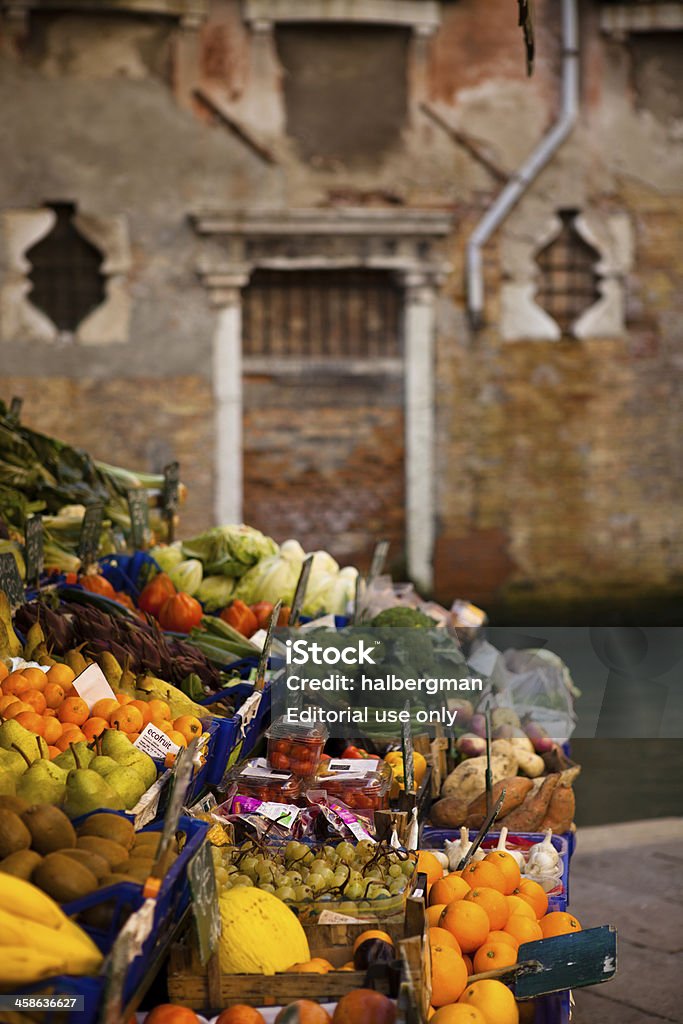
<box><xmin>150</xmin><ymin>541</ymin><xmax>184</xmax><ymax>573</ymax></box>
<box><xmin>303</xmin><ymin>564</ymin><xmax>357</xmax><ymax>617</ymax></box>
<box><xmin>181</xmin><ymin>525</ymin><xmax>278</xmax><ymax>577</ymax></box>
<box><xmin>234</xmin><ymin>539</ymin><xmax>304</xmax><ymax>605</ymax></box>
<box><xmin>168</xmin><ymin>558</ymin><xmax>204</xmax><ymax>596</ymax></box>
<box><xmin>196</xmin><ymin>574</ymin><xmax>235</xmax><ymax>611</ymax></box>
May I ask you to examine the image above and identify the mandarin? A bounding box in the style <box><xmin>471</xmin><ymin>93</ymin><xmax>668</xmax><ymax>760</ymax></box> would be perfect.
<box><xmin>0</xmin><ymin>694</ymin><xmax>19</xmax><ymax>714</ymax></box>
<box><xmin>146</xmin><ymin>699</ymin><xmax>171</xmax><ymax>721</ymax></box>
<box><xmin>2</xmin><ymin>672</ymin><xmax>31</xmax><ymax>696</ymax></box>
<box><xmin>539</xmin><ymin>912</ymin><xmax>581</xmax><ymax>938</ymax></box>
<box><xmin>464</xmin><ymin>886</ymin><xmax>509</xmax><ymax>930</ymax></box>
<box><xmin>82</xmin><ymin>717</ymin><xmax>109</xmax><ymax>741</ymax></box>
<box><xmin>109</xmin><ymin>705</ymin><xmax>143</xmax><ymax>733</ymax></box>
<box><xmin>115</xmin><ymin>692</ymin><xmax>133</xmax><ymax>705</ymax></box>
<box><xmin>42</xmin><ymin>717</ymin><xmax>63</xmax><ymax>744</ymax></box>
<box><xmin>430</xmin><ymin>945</ymin><xmax>468</xmax><ymax>1006</ymax></box>
<box><xmin>4</xmin><ymin>701</ymin><xmax>32</xmax><ymax>720</ymax></box>
<box><xmin>430</xmin><ymin>873</ymin><xmax>470</xmax><ymax>906</ymax></box>
<box><xmin>429</xmin><ymin>927</ymin><xmax>462</xmax><ymax>955</ymax></box>
<box><xmin>458</xmin><ymin>980</ymin><xmax>519</xmax><ymax>1024</ymax></box>
<box><xmin>0</xmin><ymin>662</ymin><xmax>8</xmax><ymax>683</ymax></box>
<box><xmin>44</xmin><ymin>682</ymin><xmax>66</xmax><ymax>709</ymax></box>
<box><xmin>504</xmin><ymin>916</ymin><xmax>543</xmax><ymax>945</ymax></box>
<box><xmin>461</xmin><ymin>860</ymin><xmax>507</xmax><ymax>894</ymax></box>
<box><xmin>440</xmin><ymin>900</ymin><xmax>490</xmax><ymax>953</ymax></box>
<box><xmin>91</xmin><ymin>698</ymin><xmax>120</xmax><ymax>721</ymax></box>
<box><xmin>514</xmin><ymin>879</ymin><xmax>548</xmax><ymax>920</ymax></box>
<box><xmin>15</xmin><ymin>711</ymin><xmax>46</xmax><ymax>735</ymax></box>
<box><xmin>144</xmin><ymin>1007</ymin><xmax>200</xmax><ymax>1024</ymax></box>
<box><xmin>22</xmin><ymin>689</ymin><xmax>47</xmax><ymax>714</ymax></box>
<box><xmin>47</xmin><ymin>745</ymin><xmax>61</xmax><ymax>759</ymax></box>
<box><xmin>473</xmin><ymin>941</ymin><xmax>518</xmax><ymax>974</ymax></box>
<box><xmin>56</xmin><ymin>729</ymin><xmax>86</xmax><ymax>750</ymax></box>
<box><xmin>58</xmin><ymin>697</ymin><xmax>89</xmax><ymax>726</ymax></box>
<box><xmin>215</xmin><ymin>1007</ymin><xmax>266</xmax><ymax>1024</ymax></box>
<box><xmin>462</xmin><ymin>954</ymin><xmax>473</xmax><ymax>976</ymax></box>
<box><xmin>46</xmin><ymin>664</ymin><xmax>76</xmax><ymax>688</ymax></box>
<box><xmin>21</xmin><ymin>667</ymin><xmax>48</xmax><ymax>691</ymax></box>
<box><xmin>167</xmin><ymin>730</ymin><xmax>187</xmax><ymax>748</ymax></box>
<box><xmin>173</xmin><ymin>715</ymin><xmax>203</xmax><ymax>743</ymax></box>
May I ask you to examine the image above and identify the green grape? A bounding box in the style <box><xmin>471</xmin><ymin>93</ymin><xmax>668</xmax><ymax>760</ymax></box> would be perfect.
<box><xmin>389</xmin><ymin>878</ymin><xmax>405</xmax><ymax>894</ymax></box>
<box><xmin>323</xmin><ymin>845</ymin><xmax>339</xmax><ymax>863</ymax></box>
<box><xmin>283</xmin><ymin>871</ymin><xmax>303</xmax><ymax>886</ymax></box>
<box><xmin>294</xmin><ymin>885</ymin><xmax>314</xmax><ymax>901</ymax></box>
<box><xmin>214</xmin><ymin>867</ymin><xmax>229</xmax><ymax>885</ymax></box>
<box><xmin>232</xmin><ymin>874</ymin><xmax>254</xmax><ymax>887</ymax></box>
<box><xmin>284</xmin><ymin>841</ymin><xmax>304</xmax><ymax>863</ymax></box>
<box><xmin>336</xmin><ymin>842</ymin><xmax>355</xmax><ymax>864</ymax></box>
<box><xmin>308</xmin><ymin>874</ymin><xmax>327</xmax><ymax>893</ymax></box>
<box><xmin>275</xmin><ymin>885</ymin><xmax>297</xmax><ymax>901</ymax></box>
<box><xmin>344</xmin><ymin>882</ymin><xmax>363</xmax><ymax>900</ymax></box>
<box><xmin>240</xmin><ymin>855</ymin><xmax>258</xmax><ymax>875</ymax></box>
<box><xmin>309</xmin><ymin>858</ymin><xmax>328</xmax><ymax>874</ymax></box>
<box><xmin>259</xmin><ymin>883</ymin><xmax>276</xmax><ymax>894</ymax></box>
<box><xmin>333</xmin><ymin>867</ymin><xmax>350</xmax><ymax>886</ymax></box>
<box><xmin>388</xmin><ymin>864</ymin><xmax>403</xmax><ymax>878</ymax></box>
<box><xmin>401</xmin><ymin>859</ymin><xmax>416</xmax><ymax>876</ymax></box>
<box><xmin>337</xmin><ymin>901</ymin><xmax>359</xmax><ymax>916</ymax></box>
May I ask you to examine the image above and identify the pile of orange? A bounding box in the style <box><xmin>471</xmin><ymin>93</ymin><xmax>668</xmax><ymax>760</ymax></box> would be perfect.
<box><xmin>424</xmin><ymin>848</ymin><xmax>582</xmax><ymax>1023</ymax></box>
<box><xmin>0</xmin><ymin>663</ymin><xmax>203</xmax><ymax>758</ymax></box>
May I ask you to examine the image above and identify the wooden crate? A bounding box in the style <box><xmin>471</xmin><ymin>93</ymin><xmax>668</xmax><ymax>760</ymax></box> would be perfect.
<box><xmin>168</xmin><ymin>894</ymin><xmax>426</xmax><ymax>1011</ymax></box>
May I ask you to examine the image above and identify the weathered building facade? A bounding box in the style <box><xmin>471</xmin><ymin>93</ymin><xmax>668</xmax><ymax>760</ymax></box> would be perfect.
<box><xmin>1</xmin><ymin>0</ymin><xmax>681</xmax><ymax>614</ymax></box>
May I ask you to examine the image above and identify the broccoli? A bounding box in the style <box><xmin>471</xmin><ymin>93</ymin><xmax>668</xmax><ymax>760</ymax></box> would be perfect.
<box><xmin>371</xmin><ymin>606</ymin><xmax>436</xmax><ymax>629</ymax></box>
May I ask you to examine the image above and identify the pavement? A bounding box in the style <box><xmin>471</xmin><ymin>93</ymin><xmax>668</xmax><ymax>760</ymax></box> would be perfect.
<box><xmin>568</xmin><ymin>818</ymin><xmax>683</xmax><ymax>1023</ymax></box>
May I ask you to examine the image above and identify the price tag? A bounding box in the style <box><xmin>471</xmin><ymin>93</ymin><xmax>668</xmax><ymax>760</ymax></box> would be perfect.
<box><xmin>134</xmin><ymin>721</ymin><xmax>180</xmax><ymax>759</ymax></box>
<box><xmin>8</xmin><ymin>396</ymin><xmax>22</xmax><ymax>424</ymax></box>
<box><xmin>101</xmin><ymin>926</ymin><xmax>134</xmax><ymax>1024</ymax></box>
<box><xmin>290</xmin><ymin>554</ymin><xmax>314</xmax><ymax>628</ymax></box>
<box><xmin>325</xmin><ymin>758</ymin><xmax>380</xmax><ymax>776</ymax></box>
<box><xmin>151</xmin><ymin>738</ymin><xmax>197</xmax><ymax>879</ymax></box>
<box><xmin>72</xmin><ymin>663</ymin><xmax>116</xmax><ymax>709</ymax></box>
<box><xmin>24</xmin><ymin>515</ymin><xmax>44</xmax><ymax>586</ymax></box>
<box><xmin>127</xmin><ymin>489</ymin><xmax>150</xmax><ymax>551</ymax></box>
<box><xmin>368</xmin><ymin>539</ymin><xmax>390</xmax><ymax>585</ymax></box>
<box><xmin>189</xmin><ymin>840</ymin><xmax>222</xmax><ymax>965</ymax></box>
<box><xmin>162</xmin><ymin>462</ymin><xmax>180</xmax><ymax>542</ymax></box>
<box><xmin>255</xmin><ymin>599</ymin><xmax>281</xmax><ymax>691</ymax></box>
<box><xmin>78</xmin><ymin>502</ymin><xmax>104</xmax><ymax>568</ymax></box>
<box><xmin>401</xmin><ymin>700</ymin><xmax>415</xmax><ymax>795</ymax></box>
<box><xmin>0</xmin><ymin>552</ymin><xmax>25</xmax><ymax>608</ymax></box>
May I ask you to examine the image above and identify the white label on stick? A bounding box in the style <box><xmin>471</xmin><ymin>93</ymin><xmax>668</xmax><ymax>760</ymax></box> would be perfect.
<box><xmin>325</xmin><ymin>758</ymin><xmax>379</xmax><ymax>776</ymax></box>
<box><xmin>72</xmin><ymin>663</ymin><xmax>116</xmax><ymax>709</ymax></box>
<box><xmin>134</xmin><ymin>722</ymin><xmax>180</xmax><ymax>759</ymax></box>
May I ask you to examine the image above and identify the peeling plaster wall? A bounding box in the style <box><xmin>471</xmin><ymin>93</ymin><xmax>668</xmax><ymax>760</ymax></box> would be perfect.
<box><xmin>0</xmin><ymin>0</ymin><xmax>681</xmax><ymax>610</ymax></box>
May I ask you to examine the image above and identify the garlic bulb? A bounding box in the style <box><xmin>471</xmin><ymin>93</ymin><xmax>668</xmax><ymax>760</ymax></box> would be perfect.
<box><xmin>444</xmin><ymin>827</ymin><xmax>485</xmax><ymax>871</ymax></box>
<box><xmin>495</xmin><ymin>827</ymin><xmax>525</xmax><ymax>870</ymax></box>
<box><xmin>525</xmin><ymin>861</ymin><xmax>563</xmax><ymax>891</ymax></box>
<box><xmin>527</xmin><ymin>830</ymin><xmax>561</xmax><ymax>871</ymax></box>
<box><xmin>430</xmin><ymin>850</ymin><xmax>450</xmax><ymax>872</ymax></box>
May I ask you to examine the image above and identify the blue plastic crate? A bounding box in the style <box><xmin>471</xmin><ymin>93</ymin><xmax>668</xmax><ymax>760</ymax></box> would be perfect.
<box><xmin>533</xmin><ymin>989</ymin><xmax>571</xmax><ymax>1024</ymax></box>
<box><xmin>421</xmin><ymin>828</ymin><xmax>570</xmax><ymax>908</ymax></box>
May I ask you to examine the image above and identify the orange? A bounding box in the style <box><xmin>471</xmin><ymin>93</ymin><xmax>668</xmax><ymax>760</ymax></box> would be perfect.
<box><xmin>21</xmin><ymin>667</ymin><xmax>48</xmax><ymax>691</ymax></box>
<box><xmin>46</xmin><ymin>664</ymin><xmax>76</xmax><ymax>688</ymax></box>
<box><xmin>429</xmin><ymin>927</ymin><xmax>461</xmax><ymax>955</ymax></box>
<box><xmin>2</xmin><ymin>672</ymin><xmax>31</xmax><ymax>696</ymax></box>
<box><xmin>463</xmin><ymin>954</ymin><xmax>473</xmax><ymax>976</ymax></box>
<box><xmin>14</xmin><ymin>711</ymin><xmax>46</xmax><ymax>735</ymax></box>
<box><xmin>42</xmin><ymin>717</ymin><xmax>63</xmax><ymax>744</ymax></box>
<box><xmin>146</xmin><ymin>699</ymin><xmax>171</xmax><ymax>721</ymax></box>
<box><xmin>458</xmin><ymin>979</ymin><xmax>519</xmax><ymax>1024</ymax></box>
<box><xmin>488</xmin><ymin>930</ymin><xmax>519</xmax><ymax>950</ymax></box>
<box><xmin>506</xmin><ymin>895</ymin><xmax>536</xmax><ymax>921</ymax></box>
<box><xmin>285</xmin><ymin>958</ymin><xmax>332</xmax><ymax>973</ymax></box>
<box><xmin>129</xmin><ymin>699</ymin><xmax>152</xmax><ymax>724</ymax></box>
<box><xmin>115</xmin><ymin>692</ymin><xmax>133</xmax><ymax>705</ymax></box>
<box><xmin>0</xmin><ymin>662</ymin><xmax>8</xmax><ymax>683</ymax></box>
<box><xmin>44</xmin><ymin>682</ymin><xmax>66</xmax><ymax>709</ymax></box>
<box><xmin>430</xmin><ymin>873</ymin><xmax>470</xmax><ymax>906</ymax></box>
<box><xmin>56</xmin><ymin>728</ymin><xmax>86</xmax><ymax>750</ymax></box>
<box><xmin>540</xmin><ymin>912</ymin><xmax>581</xmax><ymax>938</ymax></box>
<box><xmin>129</xmin><ymin>732</ymin><xmax>141</xmax><ymax>743</ymax></box>
<box><xmin>166</xmin><ymin>729</ymin><xmax>188</xmax><ymax>748</ymax></box>
<box><xmin>4</xmin><ymin>700</ymin><xmax>32</xmax><ymax>720</ymax></box>
<box><xmin>58</xmin><ymin>697</ymin><xmax>89</xmax><ymax>726</ymax></box>
<box><xmin>431</xmin><ymin>945</ymin><xmax>468</xmax><ymax>1006</ymax></box>
<box><xmin>461</xmin><ymin>860</ymin><xmax>506</xmax><ymax>894</ymax></box>
<box><xmin>91</xmin><ymin>698</ymin><xmax>120</xmax><ymax>722</ymax></box>
<box><xmin>417</xmin><ymin>850</ymin><xmax>446</xmax><ymax>887</ymax></box>
<box><xmin>109</xmin><ymin>705</ymin><xmax>143</xmax><ymax>733</ymax></box>
<box><xmin>473</xmin><ymin>941</ymin><xmax>518</xmax><ymax>974</ymax></box>
<box><xmin>440</xmin><ymin>900</ymin><xmax>490</xmax><ymax>953</ymax></box>
<box><xmin>82</xmin><ymin>717</ymin><xmax>109</xmax><ymax>741</ymax></box>
<box><xmin>22</xmin><ymin>689</ymin><xmax>47</xmax><ymax>715</ymax></box>
<box><xmin>215</xmin><ymin>1007</ymin><xmax>266</xmax><ymax>1024</ymax></box>
<box><xmin>352</xmin><ymin>931</ymin><xmax>394</xmax><ymax>954</ymax></box>
<box><xmin>504</xmin><ymin>916</ymin><xmax>543</xmax><ymax>946</ymax></box>
<box><xmin>464</xmin><ymin>887</ymin><xmax>509</xmax><ymax>931</ymax></box>
<box><xmin>514</xmin><ymin>879</ymin><xmax>548</xmax><ymax>920</ymax></box>
<box><xmin>484</xmin><ymin>850</ymin><xmax>521</xmax><ymax>895</ymax></box>
<box><xmin>0</xmin><ymin>694</ymin><xmax>19</xmax><ymax>714</ymax></box>
<box><xmin>47</xmin><ymin>745</ymin><xmax>61</xmax><ymax>759</ymax></box>
<box><xmin>427</xmin><ymin>904</ymin><xmax>447</xmax><ymax>929</ymax></box>
<box><xmin>432</xmin><ymin>1007</ymin><xmax>486</xmax><ymax>1024</ymax></box>
<box><xmin>144</xmin><ymin>1007</ymin><xmax>201</xmax><ymax>1024</ymax></box>
<box><xmin>173</xmin><ymin>715</ymin><xmax>203</xmax><ymax>743</ymax></box>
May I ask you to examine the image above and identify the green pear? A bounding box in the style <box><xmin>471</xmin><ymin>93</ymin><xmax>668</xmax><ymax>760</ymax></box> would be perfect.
<box><xmin>62</xmin><ymin>769</ymin><xmax>124</xmax><ymax>818</ymax></box>
<box><xmin>100</xmin><ymin>730</ymin><xmax>133</xmax><ymax>760</ymax></box>
<box><xmin>106</xmin><ymin>766</ymin><xmax>146</xmax><ymax>810</ymax></box>
<box><xmin>89</xmin><ymin>755</ymin><xmax>118</xmax><ymax>778</ymax></box>
<box><xmin>0</xmin><ymin>721</ymin><xmax>48</xmax><ymax>763</ymax></box>
<box><xmin>0</xmin><ymin>767</ymin><xmax>16</xmax><ymax>796</ymax></box>
<box><xmin>16</xmin><ymin>759</ymin><xmax>67</xmax><ymax>806</ymax></box>
<box><xmin>53</xmin><ymin>742</ymin><xmax>96</xmax><ymax>772</ymax></box>
<box><xmin>117</xmin><ymin>749</ymin><xmax>156</xmax><ymax>790</ymax></box>
<box><xmin>0</xmin><ymin>748</ymin><xmax>29</xmax><ymax>777</ymax></box>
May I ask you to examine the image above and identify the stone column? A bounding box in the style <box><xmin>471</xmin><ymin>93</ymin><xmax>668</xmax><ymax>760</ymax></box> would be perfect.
<box><xmin>202</xmin><ymin>271</ymin><xmax>250</xmax><ymax>525</ymax></box>
<box><xmin>244</xmin><ymin>19</ymin><xmax>285</xmax><ymax>137</ymax></box>
<box><xmin>399</xmin><ymin>270</ymin><xmax>437</xmax><ymax>593</ymax></box>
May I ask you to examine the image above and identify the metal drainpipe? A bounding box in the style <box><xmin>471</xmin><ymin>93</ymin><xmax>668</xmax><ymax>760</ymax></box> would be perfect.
<box><xmin>466</xmin><ymin>0</ymin><xmax>580</xmax><ymax>328</ymax></box>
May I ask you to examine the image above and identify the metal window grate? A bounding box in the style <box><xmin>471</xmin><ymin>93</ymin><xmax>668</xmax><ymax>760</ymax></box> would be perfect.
<box><xmin>27</xmin><ymin>202</ymin><xmax>106</xmax><ymax>333</ymax></box>
<box><xmin>535</xmin><ymin>210</ymin><xmax>601</xmax><ymax>334</ymax></box>
<box><xmin>242</xmin><ymin>268</ymin><xmax>401</xmax><ymax>359</ymax></box>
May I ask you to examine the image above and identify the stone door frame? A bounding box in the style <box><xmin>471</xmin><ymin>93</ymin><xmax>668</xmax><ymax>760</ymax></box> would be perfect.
<box><xmin>191</xmin><ymin>207</ymin><xmax>451</xmax><ymax>591</ymax></box>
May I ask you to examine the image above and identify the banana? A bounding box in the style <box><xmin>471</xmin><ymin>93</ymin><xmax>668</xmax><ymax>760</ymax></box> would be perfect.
<box><xmin>0</xmin><ymin>874</ymin><xmax>66</xmax><ymax>930</ymax></box>
<box><xmin>0</xmin><ymin>908</ymin><xmax>102</xmax><ymax>975</ymax></box>
<box><xmin>0</xmin><ymin>947</ymin><xmax>66</xmax><ymax>986</ymax></box>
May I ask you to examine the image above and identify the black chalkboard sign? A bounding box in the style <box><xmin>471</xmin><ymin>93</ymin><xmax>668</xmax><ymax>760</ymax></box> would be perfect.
<box><xmin>8</xmin><ymin>396</ymin><xmax>23</xmax><ymax>424</ymax></box>
<box><xmin>78</xmin><ymin>503</ymin><xmax>104</xmax><ymax>568</ymax></box>
<box><xmin>0</xmin><ymin>552</ymin><xmax>25</xmax><ymax>607</ymax></box>
<box><xmin>401</xmin><ymin>700</ymin><xmax>415</xmax><ymax>795</ymax></box>
<box><xmin>162</xmin><ymin>462</ymin><xmax>180</xmax><ymax>543</ymax></box>
<box><xmin>189</xmin><ymin>840</ymin><xmax>222</xmax><ymax>965</ymax></box>
<box><xmin>127</xmin><ymin>489</ymin><xmax>150</xmax><ymax>551</ymax></box>
<box><xmin>24</xmin><ymin>515</ymin><xmax>44</xmax><ymax>585</ymax></box>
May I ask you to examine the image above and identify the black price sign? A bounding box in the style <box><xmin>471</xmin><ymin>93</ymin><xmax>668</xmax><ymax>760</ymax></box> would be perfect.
<box><xmin>0</xmin><ymin>552</ymin><xmax>25</xmax><ymax>607</ymax></box>
<box><xmin>127</xmin><ymin>489</ymin><xmax>150</xmax><ymax>551</ymax></box>
<box><xmin>401</xmin><ymin>700</ymin><xmax>415</xmax><ymax>795</ymax></box>
<box><xmin>162</xmin><ymin>461</ymin><xmax>180</xmax><ymax>544</ymax></box>
<box><xmin>8</xmin><ymin>396</ymin><xmax>22</xmax><ymax>424</ymax></box>
<box><xmin>78</xmin><ymin>503</ymin><xmax>104</xmax><ymax>568</ymax></box>
<box><xmin>189</xmin><ymin>841</ymin><xmax>222</xmax><ymax>964</ymax></box>
<box><xmin>24</xmin><ymin>515</ymin><xmax>44</xmax><ymax>585</ymax></box>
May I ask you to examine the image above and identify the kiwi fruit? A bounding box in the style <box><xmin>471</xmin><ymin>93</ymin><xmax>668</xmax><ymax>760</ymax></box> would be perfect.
<box><xmin>124</xmin><ymin>858</ymin><xmax>154</xmax><ymax>883</ymax></box>
<box><xmin>0</xmin><ymin>809</ymin><xmax>32</xmax><ymax>859</ymax></box>
<box><xmin>0</xmin><ymin>795</ymin><xmax>30</xmax><ymax>815</ymax></box>
<box><xmin>76</xmin><ymin>836</ymin><xmax>129</xmax><ymax>872</ymax></box>
<box><xmin>32</xmin><ymin>852</ymin><xmax>99</xmax><ymax>903</ymax></box>
<box><xmin>77</xmin><ymin>814</ymin><xmax>134</xmax><ymax>850</ymax></box>
<box><xmin>99</xmin><ymin>872</ymin><xmax>139</xmax><ymax>887</ymax></box>
<box><xmin>78</xmin><ymin>902</ymin><xmax>117</xmax><ymax>930</ymax></box>
<box><xmin>21</xmin><ymin>805</ymin><xmax>76</xmax><ymax>855</ymax></box>
<box><xmin>58</xmin><ymin>847</ymin><xmax>111</xmax><ymax>882</ymax></box>
<box><xmin>0</xmin><ymin>849</ymin><xmax>43</xmax><ymax>879</ymax></box>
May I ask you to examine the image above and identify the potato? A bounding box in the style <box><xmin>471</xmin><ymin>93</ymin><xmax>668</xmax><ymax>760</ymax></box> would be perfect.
<box><xmin>430</xmin><ymin>795</ymin><xmax>471</xmax><ymax>829</ymax></box>
<box><xmin>456</xmin><ymin>733</ymin><xmax>487</xmax><ymax>758</ymax></box>
<box><xmin>514</xmin><ymin>750</ymin><xmax>545</xmax><ymax>778</ymax></box>
<box><xmin>510</xmin><ymin>736</ymin><xmax>535</xmax><ymax>754</ymax></box>
<box><xmin>441</xmin><ymin>753</ymin><xmax>511</xmax><ymax>803</ymax></box>
<box><xmin>491</xmin><ymin>708</ymin><xmax>521</xmax><ymax>730</ymax></box>
<box><xmin>466</xmin><ymin>776</ymin><xmax>534</xmax><ymax>829</ymax></box>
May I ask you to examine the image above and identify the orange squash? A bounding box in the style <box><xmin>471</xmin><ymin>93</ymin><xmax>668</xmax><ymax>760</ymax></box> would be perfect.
<box><xmin>138</xmin><ymin>573</ymin><xmax>176</xmax><ymax>617</ymax></box>
<box><xmin>79</xmin><ymin>573</ymin><xmax>116</xmax><ymax>599</ymax></box>
<box><xmin>158</xmin><ymin>592</ymin><xmax>203</xmax><ymax>633</ymax></box>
